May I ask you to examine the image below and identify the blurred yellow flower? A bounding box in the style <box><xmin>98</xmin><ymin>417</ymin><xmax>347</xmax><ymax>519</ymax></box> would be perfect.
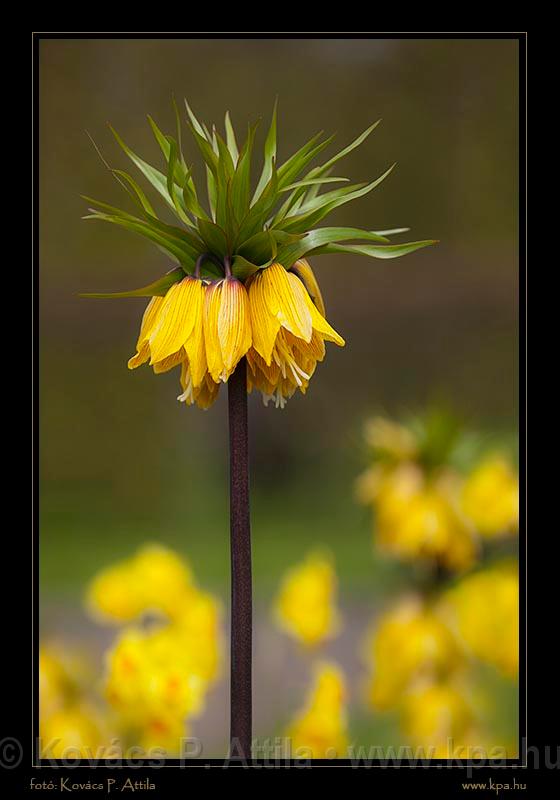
<box><xmin>104</xmin><ymin>590</ymin><xmax>222</xmax><ymax>730</ymax></box>
<box><xmin>274</xmin><ymin>551</ymin><xmax>341</xmax><ymax>647</ymax></box>
<box><xmin>286</xmin><ymin>662</ymin><xmax>349</xmax><ymax>759</ymax></box>
<box><xmin>40</xmin><ymin>703</ymin><xmax>114</xmax><ymax>759</ymax></box>
<box><xmin>39</xmin><ymin>646</ymin><xmax>96</xmax><ymax>719</ymax></box>
<box><xmin>83</xmin><ymin>544</ymin><xmax>223</xmax><ymax>752</ymax></box>
<box><xmin>359</xmin><ymin>463</ymin><xmax>477</xmax><ymax>572</ymax></box>
<box><xmin>401</xmin><ymin>682</ymin><xmax>473</xmax><ymax>753</ymax></box>
<box><xmin>364</xmin><ymin>416</ymin><xmax>418</xmax><ymax>461</ymax></box>
<box><xmin>441</xmin><ymin>563</ymin><xmax>518</xmax><ymax>679</ymax></box>
<box><xmin>363</xmin><ymin>597</ymin><xmax>462</xmax><ymax>711</ymax></box>
<box><xmin>86</xmin><ymin>544</ymin><xmax>194</xmax><ymax>623</ymax></box>
<box><xmin>40</xmin><ymin>648</ymin><xmax>73</xmax><ymax>719</ymax></box>
<box><xmin>461</xmin><ymin>455</ymin><xmax>519</xmax><ymax>538</ymax></box>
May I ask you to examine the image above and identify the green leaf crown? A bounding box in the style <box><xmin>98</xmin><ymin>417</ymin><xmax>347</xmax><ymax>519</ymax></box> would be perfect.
<box><xmin>83</xmin><ymin>101</ymin><xmax>436</xmax><ymax>297</ymax></box>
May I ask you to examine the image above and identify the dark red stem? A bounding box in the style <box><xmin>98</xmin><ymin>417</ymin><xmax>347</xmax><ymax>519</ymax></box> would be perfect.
<box><xmin>227</xmin><ymin>359</ymin><xmax>252</xmax><ymax>759</ymax></box>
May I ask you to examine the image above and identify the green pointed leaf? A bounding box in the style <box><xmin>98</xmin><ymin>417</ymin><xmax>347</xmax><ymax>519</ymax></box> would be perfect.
<box><xmin>314</xmin><ymin>120</ymin><xmax>381</xmax><ymax>176</ymax></box>
<box><xmin>109</xmin><ymin>125</ymin><xmax>191</xmax><ymax>223</ymax></box>
<box><xmin>215</xmin><ymin>131</ymin><xmax>235</xmax><ymax>180</ymax></box>
<box><xmin>297</xmin><ymin>121</ymin><xmax>381</xmax><ymax>207</ymax></box>
<box><xmin>278</xmin><ymin>164</ymin><xmax>396</xmax><ymax>234</ymax></box>
<box><xmin>253</xmin><ymin>99</ymin><xmax>277</xmax><ymax>203</ymax></box>
<box><xmin>275</xmin><ymin>226</ymin><xmax>391</xmax><ymax>266</ymax></box>
<box><xmin>231</xmin><ymin>255</ymin><xmax>261</xmax><ymax>281</ymax></box>
<box><xmin>372</xmin><ymin>227</ymin><xmax>411</xmax><ymax>236</ymax></box>
<box><xmin>185</xmin><ymin>101</ymin><xmax>208</xmax><ymax>139</ymax></box>
<box><xmin>172</xmin><ymin>96</ymin><xmax>187</xmax><ymax>172</ymax></box>
<box><xmin>148</xmin><ymin>115</ymin><xmax>204</xmax><ymax>222</ymax></box>
<box><xmin>281</xmin><ymin>176</ymin><xmax>349</xmax><ymax>192</ymax></box>
<box><xmin>165</xmin><ymin>137</ymin><xmax>193</xmax><ymax>226</ymax></box>
<box><xmin>86</xmin><ymin>210</ymin><xmax>197</xmax><ymax>268</ymax></box>
<box><xmin>111</xmin><ymin>170</ymin><xmax>157</xmax><ymax>217</ymax></box>
<box><xmin>276</xmin><ymin>132</ymin><xmax>334</xmax><ymax>190</ymax></box>
<box><xmin>237</xmin><ymin>160</ymin><xmax>279</xmax><ymax>243</ymax></box>
<box><xmin>80</xmin><ymin>268</ymin><xmax>185</xmax><ymax>298</ymax></box>
<box><xmin>311</xmin><ymin>240</ymin><xmax>438</xmax><ymax>260</ymax></box>
<box><xmin>181</xmin><ymin>167</ymin><xmax>211</xmax><ymax>222</ymax></box>
<box><xmin>82</xmin><ymin>197</ymin><xmax>205</xmax><ymax>255</ymax></box>
<box><xmin>148</xmin><ymin>116</ymin><xmax>187</xmax><ymax>185</ymax></box>
<box><xmin>196</xmin><ymin>218</ymin><xmax>228</xmax><ymax>258</ymax></box>
<box><xmin>225</xmin><ymin>111</ymin><xmax>239</xmax><ymax>164</ymax></box>
<box><xmin>231</xmin><ymin>122</ymin><xmax>258</xmax><ymax>223</ymax></box>
<box><xmin>188</xmin><ymin>123</ymin><xmax>219</xmax><ymax>177</ymax></box>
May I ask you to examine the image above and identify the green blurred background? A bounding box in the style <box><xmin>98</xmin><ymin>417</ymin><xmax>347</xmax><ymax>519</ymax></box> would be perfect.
<box><xmin>39</xmin><ymin>37</ymin><xmax>519</xmax><ymax>755</ymax></box>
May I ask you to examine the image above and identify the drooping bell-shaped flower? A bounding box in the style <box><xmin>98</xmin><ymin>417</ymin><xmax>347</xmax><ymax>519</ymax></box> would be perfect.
<box><xmin>83</xmin><ymin>103</ymin><xmax>434</xmax><ymax>410</ymax></box>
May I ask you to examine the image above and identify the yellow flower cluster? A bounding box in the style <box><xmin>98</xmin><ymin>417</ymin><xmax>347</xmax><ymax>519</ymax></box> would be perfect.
<box><xmin>129</xmin><ymin>260</ymin><xmax>344</xmax><ymax>409</ymax></box>
<box><xmin>362</xmin><ymin>598</ymin><xmax>484</xmax><ymax>757</ymax></box>
<box><xmin>285</xmin><ymin>662</ymin><xmax>349</xmax><ymax>758</ymax></box>
<box><xmin>87</xmin><ymin>544</ymin><xmax>222</xmax><ymax>755</ymax></box>
<box><xmin>357</xmin><ymin>416</ymin><xmax>519</xmax><ymax>570</ymax></box>
<box><xmin>273</xmin><ymin>551</ymin><xmax>341</xmax><ymax>648</ymax></box>
<box><xmin>362</xmin><ymin>560</ymin><xmax>519</xmax><ymax>756</ymax></box>
<box><xmin>358</xmin><ymin>462</ymin><xmax>477</xmax><ymax>571</ymax></box>
<box><xmin>441</xmin><ymin>563</ymin><xmax>519</xmax><ymax>679</ymax></box>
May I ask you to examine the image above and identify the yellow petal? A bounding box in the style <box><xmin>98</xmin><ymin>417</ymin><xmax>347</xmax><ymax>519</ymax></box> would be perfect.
<box><xmin>149</xmin><ymin>277</ymin><xmax>199</xmax><ymax>364</ymax></box>
<box><xmin>301</xmin><ymin>285</ymin><xmax>345</xmax><ymax>346</ymax></box>
<box><xmin>128</xmin><ymin>342</ymin><xmax>150</xmax><ymax>370</ymax></box>
<box><xmin>291</xmin><ymin>259</ymin><xmax>326</xmax><ymax>317</ymax></box>
<box><xmin>152</xmin><ymin>348</ymin><xmax>187</xmax><ymax>374</ymax></box>
<box><xmin>266</xmin><ymin>262</ymin><xmax>313</xmax><ymax>342</ymax></box>
<box><xmin>128</xmin><ymin>296</ymin><xmax>165</xmax><ymax>369</ymax></box>
<box><xmin>248</xmin><ymin>271</ymin><xmax>281</xmax><ymax>366</ymax></box>
<box><xmin>218</xmin><ymin>278</ymin><xmax>252</xmax><ymax>375</ymax></box>
<box><xmin>182</xmin><ymin>280</ymin><xmax>207</xmax><ymax>387</ymax></box>
<box><xmin>203</xmin><ymin>281</ymin><xmax>226</xmax><ymax>382</ymax></box>
<box><xmin>136</xmin><ymin>296</ymin><xmax>165</xmax><ymax>350</ymax></box>
<box><xmin>194</xmin><ymin>374</ymin><xmax>220</xmax><ymax>410</ymax></box>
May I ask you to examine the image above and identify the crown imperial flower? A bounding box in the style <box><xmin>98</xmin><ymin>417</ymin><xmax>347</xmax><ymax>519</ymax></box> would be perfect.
<box><xmin>83</xmin><ymin>102</ymin><xmax>435</xmax><ymax>408</ymax></box>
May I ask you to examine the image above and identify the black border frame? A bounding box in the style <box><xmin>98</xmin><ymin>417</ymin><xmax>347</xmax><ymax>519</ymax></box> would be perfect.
<box><xmin>28</xmin><ymin>31</ymin><xmax>527</xmax><ymax>780</ymax></box>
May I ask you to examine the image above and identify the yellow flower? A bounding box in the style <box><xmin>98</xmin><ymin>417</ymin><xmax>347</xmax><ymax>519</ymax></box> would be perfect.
<box><xmin>104</xmin><ymin>606</ymin><xmax>220</xmax><ymax>732</ymax></box>
<box><xmin>441</xmin><ymin>563</ymin><xmax>518</xmax><ymax>678</ymax></box>
<box><xmin>96</xmin><ymin>547</ymin><xmax>223</xmax><ymax>743</ymax></box>
<box><xmin>129</xmin><ymin>278</ymin><xmax>204</xmax><ymax>373</ymax></box>
<box><xmin>401</xmin><ymin>682</ymin><xmax>473</xmax><ymax>750</ymax></box>
<box><xmin>126</xmin><ymin>260</ymin><xmax>343</xmax><ymax>409</ymax></box>
<box><xmin>363</xmin><ymin>597</ymin><xmax>462</xmax><ymax>711</ymax></box>
<box><xmin>86</xmin><ymin>544</ymin><xmax>195</xmax><ymax>624</ymax></box>
<box><xmin>362</xmin><ymin>463</ymin><xmax>477</xmax><ymax>571</ymax></box>
<box><xmin>40</xmin><ymin>703</ymin><xmax>113</xmax><ymax>760</ymax></box>
<box><xmin>461</xmin><ymin>455</ymin><xmax>519</xmax><ymax>537</ymax></box>
<box><xmin>247</xmin><ymin>261</ymin><xmax>344</xmax><ymax>408</ymax></box>
<box><xmin>203</xmin><ymin>277</ymin><xmax>252</xmax><ymax>383</ymax></box>
<box><xmin>274</xmin><ymin>551</ymin><xmax>341</xmax><ymax>648</ymax></box>
<box><xmin>286</xmin><ymin>662</ymin><xmax>349</xmax><ymax>758</ymax></box>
